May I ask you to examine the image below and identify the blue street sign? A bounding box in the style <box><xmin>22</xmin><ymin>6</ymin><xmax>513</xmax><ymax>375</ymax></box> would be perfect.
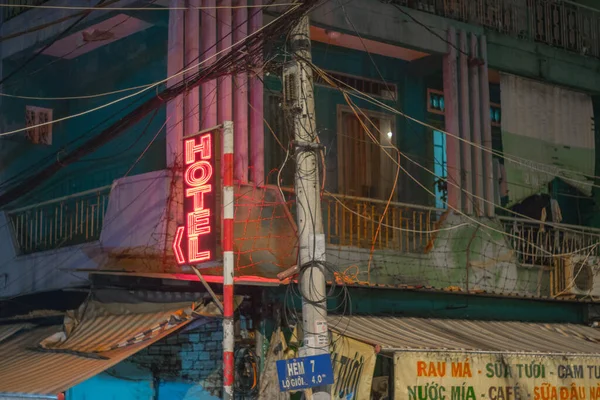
<box><xmin>276</xmin><ymin>354</ymin><xmax>334</xmax><ymax>392</ymax></box>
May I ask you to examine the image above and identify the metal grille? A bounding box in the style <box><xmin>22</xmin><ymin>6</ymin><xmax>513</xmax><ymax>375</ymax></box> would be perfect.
<box><xmin>8</xmin><ymin>186</ymin><xmax>111</xmax><ymax>255</ymax></box>
<box><xmin>3</xmin><ymin>0</ymin><xmax>49</xmax><ymax>21</ymax></box>
<box><xmin>315</xmin><ymin>71</ymin><xmax>397</xmax><ymax>100</ymax></box>
<box><xmin>499</xmin><ymin>216</ymin><xmax>600</xmax><ymax>267</ymax></box>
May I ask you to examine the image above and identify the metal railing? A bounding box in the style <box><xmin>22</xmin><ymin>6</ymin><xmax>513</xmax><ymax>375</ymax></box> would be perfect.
<box><xmin>281</xmin><ymin>188</ymin><xmax>446</xmax><ymax>252</ymax></box>
<box><xmin>499</xmin><ymin>216</ymin><xmax>600</xmax><ymax>267</ymax></box>
<box><xmin>7</xmin><ymin>186</ymin><xmax>112</xmax><ymax>255</ymax></box>
<box><xmin>3</xmin><ymin>0</ymin><xmax>49</xmax><ymax>21</ymax></box>
<box><xmin>322</xmin><ymin>193</ymin><xmax>445</xmax><ymax>252</ymax></box>
<box><xmin>398</xmin><ymin>0</ymin><xmax>600</xmax><ymax>58</ymax></box>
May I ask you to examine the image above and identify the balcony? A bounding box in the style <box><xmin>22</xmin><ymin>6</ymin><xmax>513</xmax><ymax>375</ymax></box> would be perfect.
<box><xmin>3</xmin><ymin>0</ymin><xmax>49</xmax><ymax>21</ymax></box>
<box><xmin>322</xmin><ymin>193</ymin><xmax>444</xmax><ymax>252</ymax></box>
<box><xmin>499</xmin><ymin>216</ymin><xmax>600</xmax><ymax>267</ymax></box>
<box><xmin>7</xmin><ymin>186</ymin><xmax>111</xmax><ymax>255</ymax></box>
<box><xmin>399</xmin><ymin>0</ymin><xmax>600</xmax><ymax>58</ymax></box>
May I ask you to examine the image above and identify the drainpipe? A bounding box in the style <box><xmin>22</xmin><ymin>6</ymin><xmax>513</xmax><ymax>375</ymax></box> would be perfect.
<box><xmin>166</xmin><ymin>0</ymin><xmax>185</xmax><ymax>249</ymax></box>
<box><xmin>442</xmin><ymin>26</ymin><xmax>461</xmax><ymax>211</ymax></box>
<box><xmin>469</xmin><ymin>33</ymin><xmax>484</xmax><ymax>217</ymax></box>
<box><xmin>249</xmin><ymin>0</ymin><xmax>264</xmax><ymax>186</ymax></box>
<box><xmin>479</xmin><ymin>35</ymin><xmax>495</xmax><ymax>217</ymax></box>
<box><xmin>459</xmin><ymin>30</ymin><xmax>473</xmax><ymax>215</ymax></box>
<box><xmin>233</xmin><ymin>0</ymin><xmax>249</xmax><ymax>183</ymax></box>
<box><xmin>201</xmin><ymin>0</ymin><xmax>218</xmax><ymax>130</ymax></box>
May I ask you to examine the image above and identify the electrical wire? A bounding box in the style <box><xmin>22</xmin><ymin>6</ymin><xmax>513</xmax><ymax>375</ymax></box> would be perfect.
<box><xmin>0</xmin><ymin>2</ymin><xmax>297</xmax><ymax>11</ymax></box>
<box><xmin>1</xmin><ymin>0</ymin><xmax>161</xmax><ymax>93</ymax></box>
<box><xmin>0</xmin><ymin>98</ymin><xmax>177</xmax><ymax>300</ymax></box>
<box><xmin>0</xmin><ymin>2</ymin><xmax>303</xmax><ymax>138</ymax></box>
<box><xmin>0</xmin><ymin>0</ymin><xmax>107</xmax><ymax>89</ymax></box>
<box><xmin>3</xmin><ymin>2</ymin><xmax>268</xmax><ymax>209</ymax></box>
<box><xmin>0</xmin><ymin>0</ymin><xmax>320</xmax><ymax>208</ymax></box>
<box><xmin>0</xmin><ymin>84</ymin><xmax>153</xmax><ymax>101</ymax></box>
<box><xmin>310</xmin><ymin>64</ymin><xmax>600</xmax><ymax>260</ymax></box>
<box><xmin>307</xmin><ymin>60</ymin><xmax>600</xmax><ymax>200</ymax></box>
<box><xmin>0</xmin><ymin>0</ymin><xmax>124</xmax><ymax>43</ymax></box>
<box><xmin>385</xmin><ymin>1</ymin><xmax>468</xmax><ymax>56</ymax></box>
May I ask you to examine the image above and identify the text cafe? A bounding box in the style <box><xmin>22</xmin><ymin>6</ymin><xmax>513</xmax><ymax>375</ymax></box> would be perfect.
<box><xmin>317</xmin><ymin>316</ymin><xmax>600</xmax><ymax>400</ymax></box>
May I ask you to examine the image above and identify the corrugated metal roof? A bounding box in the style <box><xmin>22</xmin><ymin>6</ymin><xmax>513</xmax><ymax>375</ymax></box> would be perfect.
<box><xmin>328</xmin><ymin>315</ymin><xmax>600</xmax><ymax>355</ymax></box>
<box><xmin>0</xmin><ymin>301</ymin><xmax>199</xmax><ymax>395</ymax></box>
<box><xmin>40</xmin><ymin>300</ymin><xmax>195</xmax><ymax>353</ymax></box>
<box><xmin>0</xmin><ymin>323</ymin><xmax>33</xmax><ymax>344</ymax></box>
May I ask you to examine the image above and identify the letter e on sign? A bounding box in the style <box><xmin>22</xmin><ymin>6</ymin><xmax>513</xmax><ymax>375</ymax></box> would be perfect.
<box><xmin>173</xmin><ymin>132</ymin><xmax>217</xmax><ymax>265</ymax></box>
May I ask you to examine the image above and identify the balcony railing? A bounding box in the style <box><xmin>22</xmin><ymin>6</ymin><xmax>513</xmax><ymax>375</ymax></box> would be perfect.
<box><xmin>323</xmin><ymin>193</ymin><xmax>445</xmax><ymax>252</ymax></box>
<box><xmin>7</xmin><ymin>186</ymin><xmax>111</xmax><ymax>255</ymax></box>
<box><xmin>280</xmin><ymin>188</ymin><xmax>445</xmax><ymax>252</ymax></box>
<box><xmin>499</xmin><ymin>216</ymin><xmax>600</xmax><ymax>267</ymax></box>
<box><xmin>3</xmin><ymin>0</ymin><xmax>49</xmax><ymax>21</ymax></box>
<box><xmin>398</xmin><ymin>0</ymin><xmax>600</xmax><ymax>58</ymax></box>
<box><xmin>284</xmin><ymin>188</ymin><xmax>600</xmax><ymax>264</ymax></box>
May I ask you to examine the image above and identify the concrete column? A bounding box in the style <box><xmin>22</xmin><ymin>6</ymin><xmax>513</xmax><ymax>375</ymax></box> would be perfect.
<box><xmin>459</xmin><ymin>30</ymin><xmax>473</xmax><ymax>215</ymax></box>
<box><xmin>218</xmin><ymin>0</ymin><xmax>233</xmax><ymax>125</ymax></box>
<box><xmin>479</xmin><ymin>35</ymin><xmax>495</xmax><ymax>217</ymax></box>
<box><xmin>442</xmin><ymin>26</ymin><xmax>461</xmax><ymax>211</ymax></box>
<box><xmin>233</xmin><ymin>0</ymin><xmax>249</xmax><ymax>183</ymax></box>
<box><xmin>249</xmin><ymin>0</ymin><xmax>264</xmax><ymax>186</ymax></box>
<box><xmin>201</xmin><ymin>0</ymin><xmax>218</xmax><ymax>130</ymax></box>
<box><xmin>166</xmin><ymin>1</ymin><xmax>185</xmax><ymax>245</ymax></box>
<box><xmin>469</xmin><ymin>34</ymin><xmax>484</xmax><ymax>216</ymax></box>
<box><xmin>185</xmin><ymin>0</ymin><xmax>201</xmax><ymax>138</ymax></box>
<box><xmin>166</xmin><ymin>1</ymin><xmax>185</xmax><ymax>168</ymax></box>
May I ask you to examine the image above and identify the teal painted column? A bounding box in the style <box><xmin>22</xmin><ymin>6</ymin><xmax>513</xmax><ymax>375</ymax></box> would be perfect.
<box><xmin>401</xmin><ymin>75</ymin><xmax>432</xmax><ymax>206</ymax></box>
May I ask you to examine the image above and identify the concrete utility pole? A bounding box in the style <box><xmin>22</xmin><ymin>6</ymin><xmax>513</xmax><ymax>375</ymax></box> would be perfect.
<box><xmin>284</xmin><ymin>15</ymin><xmax>331</xmax><ymax>400</ymax></box>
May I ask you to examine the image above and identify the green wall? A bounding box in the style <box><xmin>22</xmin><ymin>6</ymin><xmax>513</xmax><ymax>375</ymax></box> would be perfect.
<box><xmin>269</xmin><ymin>285</ymin><xmax>586</xmax><ymax>323</ymax></box>
<box><xmin>0</xmin><ymin>24</ymin><xmax>168</xmax><ymax>208</ymax></box>
<box><xmin>264</xmin><ymin>41</ymin><xmax>437</xmax><ymax>206</ymax></box>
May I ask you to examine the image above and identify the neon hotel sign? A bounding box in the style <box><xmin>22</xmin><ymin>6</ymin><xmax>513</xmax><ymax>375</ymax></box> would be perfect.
<box><xmin>173</xmin><ymin>132</ymin><xmax>216</xmax><ymax>265</ymax></box>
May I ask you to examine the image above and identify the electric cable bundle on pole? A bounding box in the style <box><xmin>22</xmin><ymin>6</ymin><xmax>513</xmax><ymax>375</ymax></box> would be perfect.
<box><xmin>283</xmin><ymin>15</ymin><xmax>332</xmax><ymax>400</ymax></box>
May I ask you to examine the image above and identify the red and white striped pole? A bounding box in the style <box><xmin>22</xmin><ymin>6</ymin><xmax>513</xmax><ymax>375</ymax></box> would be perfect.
<box><xmin>222</xmin><ymin>120</ymin><xmax>235</xmax><ymax>399</ymax></box>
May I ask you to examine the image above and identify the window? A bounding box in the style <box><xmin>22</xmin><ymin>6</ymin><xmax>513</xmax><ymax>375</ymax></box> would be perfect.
<box><xmin>432</xmin><ymin>129</ymin><xmax>447</xmax><ymax>209</ymax></box>
<box><xmin>315</xmin><ymin>71</ymin><xmax>397</xmax><ymax>100</ymax></box>
<box><xmin>25</xmin><ymin>106</ymin><xmax>53</xmax><ymax>145</ymax></box>
<box><xmin>337</xmin><ymin>106</ymin><xmax>396</xmax><ymax>200</ymax></box>
<box><xmin>427</xmin><ymin>89</ymin><xmax>445</xmax><ymax>115</ymax></box>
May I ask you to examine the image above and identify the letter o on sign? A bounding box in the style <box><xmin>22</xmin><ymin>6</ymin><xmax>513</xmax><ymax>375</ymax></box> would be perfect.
<box><xmin>185</xmin><ymin>160</ymin><xmax>213</xmax><ymax>187</ymax></box>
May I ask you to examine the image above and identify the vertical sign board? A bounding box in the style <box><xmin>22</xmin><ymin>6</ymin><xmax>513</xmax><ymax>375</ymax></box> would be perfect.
<box><xmin>276</xmin><ymin>354</ymin><xmax>334</xmax><ymax>392</ymax></box>
<box><xmin>173</xmin><ymin>132</ymin><xmax>217</xmax><ymax>265</ymax></box>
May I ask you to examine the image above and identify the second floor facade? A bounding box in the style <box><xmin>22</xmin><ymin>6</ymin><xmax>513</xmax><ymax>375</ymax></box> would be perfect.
<box><xmin>0</xmin><ymin>0</ymin><xmax>599</xmax><ymax>304</ymax></box>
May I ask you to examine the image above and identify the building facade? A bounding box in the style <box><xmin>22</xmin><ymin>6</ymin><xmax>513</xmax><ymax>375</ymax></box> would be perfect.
<box><xmin>1</xmin><ymin>0</ymin><xmax>600</xmax><ymax>399</ymax></box>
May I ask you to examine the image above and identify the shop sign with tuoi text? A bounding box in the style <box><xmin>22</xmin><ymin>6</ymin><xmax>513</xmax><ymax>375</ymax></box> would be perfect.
<box><xmin>395</xmin><ymin>352</ymin><xmax>600</xmax><ymax>400</ymax></box>
<box><xmin>276</xmin><ymin>354</ymin><xmax>334</xmax><ymax>392</ymax></box>
<box><xmin>173</xmin><ymin>132</ymin><xmax>217</xmax><ymax>265</ymax></box>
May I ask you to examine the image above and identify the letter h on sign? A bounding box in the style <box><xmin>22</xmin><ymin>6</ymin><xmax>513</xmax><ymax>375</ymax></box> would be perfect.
<box><xmin>173</xmin><ymin>132</ymin><xmax>217</xmax><ymax>265</ymax></box>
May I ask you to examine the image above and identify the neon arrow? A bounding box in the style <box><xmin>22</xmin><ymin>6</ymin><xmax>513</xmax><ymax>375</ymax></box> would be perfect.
<box><xmin>173</xmin><ymin>226</ymin><xmax>186</xmax><ymax>264</ymax></box>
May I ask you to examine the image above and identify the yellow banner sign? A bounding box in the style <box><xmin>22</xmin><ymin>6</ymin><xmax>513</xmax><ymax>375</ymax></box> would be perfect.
<box><xmin>331</xmin><ymin>332</ymin><xmax>377</xmax><ymax>400</ymax></box>
<box><xmin>395</xmin><ymin>352</ymin><xmax>600</xmax><ymax>400</ymax></box>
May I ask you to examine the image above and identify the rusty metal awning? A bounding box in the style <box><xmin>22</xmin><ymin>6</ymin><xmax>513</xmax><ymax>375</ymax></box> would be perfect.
<box><xmin>0</xmin><ymin>294</ymin><xmax>229</xmax><ymax>396</ymax></box>
<box><xmin>328</xmin><ymin>315</ymin><xmax>600</xmax><ymax>356</ymax></box>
